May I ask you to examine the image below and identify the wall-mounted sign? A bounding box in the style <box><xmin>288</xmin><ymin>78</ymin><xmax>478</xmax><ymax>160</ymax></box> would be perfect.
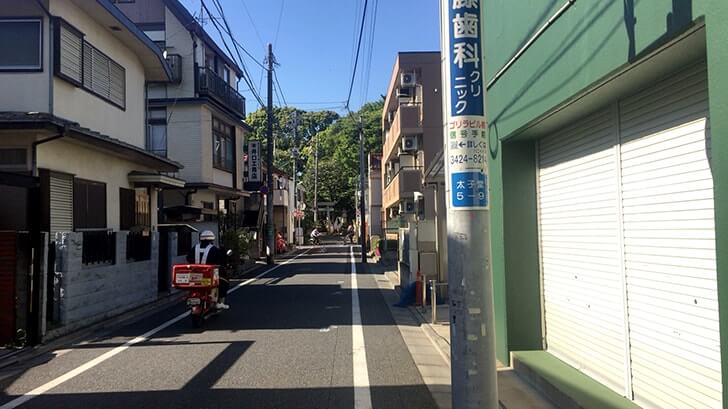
<box><xmin>442</xmin><ymin>0</ymin><xmax>488</xmax><ymax>210</ymax></box>
<box><xmin>247</xmin><ymin>140</ymin><xmax>261</xmax><ymax>182</ymax></box>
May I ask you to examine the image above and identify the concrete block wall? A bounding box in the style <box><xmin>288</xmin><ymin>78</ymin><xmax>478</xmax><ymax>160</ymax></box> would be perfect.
<box><xmin>55</xmin><ymin>231</ymin><xmax>159</xmax><ymax>328</ymax></box>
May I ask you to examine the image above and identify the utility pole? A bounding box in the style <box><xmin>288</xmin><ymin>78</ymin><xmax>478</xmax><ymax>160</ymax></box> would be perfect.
<box><xmin>440</xmin><ymin>0</ymin><xmax>497</xmax><ymax>407</ymax></box>
<box><xmin>313</xmin><ymin>132</ymin><xmax>318</xmax><ymax>224</ymax></box>
<box><xmin>358</xmin><ymin>116</ymin><xmax>367</xmax><ymax>263</ymax></box>
<box><xmin>266</xmin><ymin>43</ymin><xmax>275</xmax><ymax>265</ymax></box>
<box><xmin>291</xmin><ymin>111</ymin><xmax>299</xmax><ymax>246</ymax></box>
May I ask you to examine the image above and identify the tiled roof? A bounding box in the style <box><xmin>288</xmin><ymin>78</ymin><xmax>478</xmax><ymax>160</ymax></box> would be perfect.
<box><xmin>0</xmin><ymin>112</ymin><xmax>182</xmax><ymax>172</ymax></box>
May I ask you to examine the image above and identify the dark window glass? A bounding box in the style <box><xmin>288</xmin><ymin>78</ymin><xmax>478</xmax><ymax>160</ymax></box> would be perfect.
<box><xmin>0</xmin><ymin>148</ymin><xmax>27</xmax><ymax>166</ymax></box>
<box><xmin>212</xmin><ymin>117</ymin><xmax>234</xmax><ymax>172</ymax></box>
<box><xmin>74</xmin><ymin>179</ymin><xmax>106</xmax><ymax>230</ymax></box>
<box><xmin>147</xmin><ymin>108</ymin><xmax>167</xmax><ymax>157</ymax></box>
<box><xmin>0</xmin><ymin>19</ymin><xmax>42</xmax><ymax>70</ymax></box>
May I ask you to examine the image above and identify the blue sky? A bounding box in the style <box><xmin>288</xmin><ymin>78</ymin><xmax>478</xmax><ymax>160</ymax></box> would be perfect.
<box><xmin>179</xmin><ymin>0</ymin><xmax>441</xmax><ymax>114</ymax></box>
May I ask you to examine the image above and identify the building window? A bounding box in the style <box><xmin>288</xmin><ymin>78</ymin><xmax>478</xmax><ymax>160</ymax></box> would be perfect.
<box><xmin>53</xmin><ymin>18</ymin><xmax>83</xmax><ymax>85</ymax></box>
<box><xmin>0</xmin><ymin>148</ymin><xmax>27</xmax><ymax>167</ymax></box>
<box><xmin>0</xmin><ymin>19</ymin><xmax>42</xmax><ymax>71</ymax></box>
<box><xmin>82</xmin><ymin>41</ymin><xmax>125</xmax><ymax>109</ymax></box>
<box><xmin>74</xmin><ymin>178</ymin><xmax>107</xmax><ymax>230</ymax></box>
<box><xmin>212</xmin><ymin>117</ymin><xmax>234</xmax><ymax>172</ymax></box>
<box><xmin>147</xmin><ymin>107</ymin><xmax>167</xmax><ymax>157</ymax></box>
<box><xmin>120</xmin><ymin>188</ymin><xmax>150</xmax><ymax>230</ymax></box>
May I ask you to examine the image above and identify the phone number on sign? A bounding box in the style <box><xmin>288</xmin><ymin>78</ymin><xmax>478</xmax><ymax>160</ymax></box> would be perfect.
<box><xmin>449</xmin><ymin>153</ymin><xmax>485</xmax><ymax>165</ymax></box>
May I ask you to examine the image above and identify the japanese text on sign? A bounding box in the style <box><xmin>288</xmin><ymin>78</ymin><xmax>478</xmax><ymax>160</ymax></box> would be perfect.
<box><xmin>443</xmin><ymin>0</ymin><xmax>489</xmax><ymax>210</ymax></box>
<box><xmin>248</xmin><ymin>140</ymin><xmax>261</xmax><ymax>182</ymax></box>
<box><xmin>449</xmin><ymin>0</ymin><xmax>483</xmax><ymax>116</ymax></box>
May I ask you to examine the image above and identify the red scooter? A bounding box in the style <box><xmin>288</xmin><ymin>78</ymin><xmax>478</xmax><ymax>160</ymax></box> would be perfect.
<box><xmin>172</xmin><ymin>250</ymin><xmax>231</xmax><ymax>327</ymax></box>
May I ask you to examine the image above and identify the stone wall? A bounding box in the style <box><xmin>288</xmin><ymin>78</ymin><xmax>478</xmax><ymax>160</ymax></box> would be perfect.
<box><xmin>55</xmin><ymin>231</ymin><xmax>159</xmax><ymax>329</ymax></box>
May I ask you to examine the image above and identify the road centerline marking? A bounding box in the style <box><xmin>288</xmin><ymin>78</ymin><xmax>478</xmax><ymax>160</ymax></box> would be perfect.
<box><xmin>350</xmin><ymin>245</ymin><xmax>373</xmax><ymax>409</ymax></box>
<box><xmin>0</xmin><ymin>249</ymin><xmax>311</xmax><ymax>409</ymax></box>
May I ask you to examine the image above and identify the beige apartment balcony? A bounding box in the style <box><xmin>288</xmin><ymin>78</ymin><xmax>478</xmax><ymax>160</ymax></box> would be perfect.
<box><xmin>273</xmin><ymin>189</ymin><xmax>289</xmax><ymax>207</ymax></box>
<box><xmin>382</xmin><ymin>167</ymin><xmax>422</xmax><ymax>210</ymax></box>
<box><xmin>383</xmin><ymin>104</ymin><xmax>422</xmax><ymax>163</ymax></box>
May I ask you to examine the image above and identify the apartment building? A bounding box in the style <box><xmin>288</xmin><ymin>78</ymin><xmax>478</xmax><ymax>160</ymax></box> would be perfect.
<box><xmin>481</xmin><ymin>1</ymin><xmax>728</xmax><ymax>408</ymax></box>
<box><xmin>0</xmin><ymin>0</ymin><xmax>183</xmax><ymax>343</ymax></box>
<box><xmin>381</xmin><ymin>52</ymin><xmax>442</xmax><ymax>286</ymax></box>
<box><xmin>115</xmin><ymin>0</ymin><xmax>250</xmax><ymax>238</ymax></box>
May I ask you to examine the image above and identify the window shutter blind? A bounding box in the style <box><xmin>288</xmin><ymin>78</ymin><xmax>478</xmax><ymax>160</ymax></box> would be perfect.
<box><xmin>57</xmin><ymin>22</ymin><xmax>83</xmax><ymax>84</ymax></box>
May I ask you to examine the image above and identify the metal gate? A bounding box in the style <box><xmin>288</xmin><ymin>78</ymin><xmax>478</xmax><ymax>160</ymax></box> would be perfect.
<box><xmin>0</xmin><ymin>232</ymin><xmax>17</xmax><ymax>344</ymax></box>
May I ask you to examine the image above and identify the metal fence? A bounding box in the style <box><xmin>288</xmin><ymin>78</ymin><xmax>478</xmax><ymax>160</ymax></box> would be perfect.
<box><xmin>82</xmin><ymin>230</ymin><xmax>116</xmax><ymax>266</ymax></box>
<box><xmin>126</xmin><ymin>231</ymin><xmax>151</xmax><ymax>262</ymax></box>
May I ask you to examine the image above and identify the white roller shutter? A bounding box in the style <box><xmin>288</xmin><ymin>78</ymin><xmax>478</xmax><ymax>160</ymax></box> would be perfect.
<box><xmin>49</xmin><ymin>173</ymin><xmax>73</xmax><ymax>237</ymax></box>
<box><xmin>620</xmin><ymin>62</ymin><xmax>720</xmax><ymax>409</ymax></box>
<box><xmin>538</xmin><ymin>106</ymin><xmax>629</xmax><ymax>394</ymax></box>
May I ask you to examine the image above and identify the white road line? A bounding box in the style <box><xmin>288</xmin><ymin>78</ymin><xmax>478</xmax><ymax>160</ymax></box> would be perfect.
<box><xmin>0</xmin><ymin>249</ymin><xmax>310</xmax><ymax>409</ymax></box>
<box><xmin>350</xmin><ymin>246</ymin><xmax>372</xmax><ymax>409</ymax></box>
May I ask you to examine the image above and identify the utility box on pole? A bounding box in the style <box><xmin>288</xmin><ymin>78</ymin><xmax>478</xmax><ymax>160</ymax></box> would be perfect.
<box><xmin>439</xmin><ymin>0</ymin><xmax>498</xmax><ymax>407</ymax></box>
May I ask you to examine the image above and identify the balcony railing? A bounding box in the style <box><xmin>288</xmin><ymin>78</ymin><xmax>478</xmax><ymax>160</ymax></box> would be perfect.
<box><xmin>383</xmin><ymin>104</ymin><xmax>422</xmax><ymax>163</ymax></box>
<box><xmin>382</xmin><ymin>167</ymin><xmax>422</xmax><ymax>210</ymax></box>
<box><xmin>166</xmin><ymin>54</ymin><xmax>182</xmax><ymax>84</ymax></box>
<box><xmin>196</xmin><ymin>66</ymin><xmax>246</xmax><ymax>118</ymax></box>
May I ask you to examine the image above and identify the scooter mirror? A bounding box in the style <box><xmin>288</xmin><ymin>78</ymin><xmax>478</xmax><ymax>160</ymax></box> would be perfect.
<box><xmin>226</xmin><ymin>249</ymin><xmax>233</xmax><ymax>256</ymax></box>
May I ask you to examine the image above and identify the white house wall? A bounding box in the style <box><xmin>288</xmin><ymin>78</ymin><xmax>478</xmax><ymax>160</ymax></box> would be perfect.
<box><xmin>167</xmin><ymin>104</ymin><xmax>203</xmax><ymax>182</ymax></box>
<box><xmin>49</xmin><ymin>0</ymin><xmax>147</xmax><ymax>149</ymax></box>
<box><xmin>165</xmin><ymin>6</ymin><xmax>197</xmax><ymax>99</ymax></box>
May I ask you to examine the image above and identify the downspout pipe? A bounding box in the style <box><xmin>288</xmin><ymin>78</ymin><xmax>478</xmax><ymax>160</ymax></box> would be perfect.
<box><xmin>34</xmin><ymin>0</ymin><xmax>54</xmax><ymax>114</ymax></box>
<box><xmin>486</xmin><ymin>0</ymin><xmax>576</xmax><ymax>90</ymax></box>
<box><xmin>31</xmin><ymin>126</ymin><xmax>67</xmax><ymax>177</ymax></box>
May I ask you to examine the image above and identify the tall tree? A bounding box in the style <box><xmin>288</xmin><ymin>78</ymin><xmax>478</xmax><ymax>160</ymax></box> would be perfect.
<box><xmin>300</xmin><ymin>101</ymin><xmax>384</xmax><ymax>214</ymax></box>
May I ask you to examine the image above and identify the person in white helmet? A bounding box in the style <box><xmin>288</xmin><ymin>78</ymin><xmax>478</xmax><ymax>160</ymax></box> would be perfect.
<box><xmin>186</xmin><ymin>230</ymin><xmax>229</xmax><ymax>309</ymax></box>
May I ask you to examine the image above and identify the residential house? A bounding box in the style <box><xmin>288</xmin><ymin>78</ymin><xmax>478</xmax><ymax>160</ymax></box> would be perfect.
<box><xmin>0</xmin><ymin>0</ymin><xmax>184</xmax><ymax>343</ymax></box>
<box><xmin>381</xmin><ymin>52</ymin><xmax>442</xmax><ymax>287</ymax></box>
<box><xmin>481</xmin><ymin>1</ymin><xmax>728</xmax><ymax>408</ymax></box>
<box><xmin>115</xmin><ymin>0</ymin><xmax>250</xmax><ymax>239</ymax></box>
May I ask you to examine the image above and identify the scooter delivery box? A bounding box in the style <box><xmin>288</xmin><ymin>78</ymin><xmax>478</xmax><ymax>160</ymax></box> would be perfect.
<box><xmin>172</xmin><ymin>264</ymin><xmax>219</xmax><ymax>289</ymax></box>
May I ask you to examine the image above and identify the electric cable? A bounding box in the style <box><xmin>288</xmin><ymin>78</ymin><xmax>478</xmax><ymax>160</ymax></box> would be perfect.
<box><xmin>345</xmin><ymin>0</ymin><xmax>369</xmax><ymax>110</ymax></box>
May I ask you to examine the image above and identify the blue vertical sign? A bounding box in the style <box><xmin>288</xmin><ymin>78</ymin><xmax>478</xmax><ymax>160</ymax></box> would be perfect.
<box><xmin>443</xmin><ymin>0</ymin><xmax>488</xmax><ymax>210</ymax></box>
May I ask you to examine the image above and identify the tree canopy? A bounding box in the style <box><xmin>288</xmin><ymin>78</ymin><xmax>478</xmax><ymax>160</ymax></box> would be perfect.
<box><xmin>245</xmin><ymin>101</ymin><xmax>384</xmax><ymax>217</ymax></box>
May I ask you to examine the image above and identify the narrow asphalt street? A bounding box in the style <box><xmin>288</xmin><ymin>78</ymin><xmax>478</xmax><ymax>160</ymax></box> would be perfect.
<box><xmin>0</xmin><ymin>245</ymin><xmax>439</xmax><ymax>409</ymax></box>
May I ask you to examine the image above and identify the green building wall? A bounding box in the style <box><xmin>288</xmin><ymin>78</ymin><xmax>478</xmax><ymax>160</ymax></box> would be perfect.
<box><xmin>483</xmin><ymin>0</ymin><xmax>728</xmax><ymax>405</ymax></box>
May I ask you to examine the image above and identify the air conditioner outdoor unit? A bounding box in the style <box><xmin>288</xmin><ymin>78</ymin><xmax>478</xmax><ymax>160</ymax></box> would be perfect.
<box><xmin>400</xmin><ymin>72</ymin><xmax>417</xmax><ymax>88</ymax></box>
<box><xmin>401</xmin><ymin>135</ymin><xmax>419</xmax><ymax>152</ymax></box>
<box><xmin>399</xmin><ymin>200</ymin><xmax>416</xmax><ymax>214</ymax></box>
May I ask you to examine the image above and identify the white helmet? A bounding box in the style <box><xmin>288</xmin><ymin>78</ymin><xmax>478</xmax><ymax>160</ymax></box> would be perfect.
<box><xmin>200</xmin><ymin>230</ymin><xmax>215</xmax><ymax>241</ymax></box>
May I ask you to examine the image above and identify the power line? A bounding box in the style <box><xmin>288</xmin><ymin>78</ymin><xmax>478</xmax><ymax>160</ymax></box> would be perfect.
<box><xmin>201</xmin><ymin>0</ymin><xmax>265</xmax><ymax>107</ymax></box>
<box><xmin>345</xmin><ymin>0</ymin><xmax>369</xmax><ymax>110</ymax></box>
<box><xmin>273</xmin><ymin>0</ymin><xmax>286</xmax><ymax>46</ymax></box>
<box><xmin>273</xmin><ymin>69</ymin><xmax>288</xmax><ymax>107</ymax></box>
<box><xmin>209</xmin><ymin>0</ymin><xmax>264</xmax><ymax>103</ymax></box>
<box><xmin>239</xmin><ymin>0</ymin><xmax>265</xmax><ymax>49</ymax></box>
<box><xmin>208</xmin><ymin>0</ymin><xmax>266</xmax><ymax>71</ymax></box>
<box><xmin>359</xmin><ymin>0</ymin><xmax>378</xmax><ymax>106</ymax></box>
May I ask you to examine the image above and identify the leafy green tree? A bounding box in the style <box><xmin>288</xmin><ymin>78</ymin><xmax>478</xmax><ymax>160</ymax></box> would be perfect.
<box><xmin>246</xmin><ymin>107</ymin><xmax>339</xmax><ymax>174</ymax></box>
<box><xmin>300</xmin><ymin>101</ymin><xmax>384</xmax><ymax>214</ymax></box>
